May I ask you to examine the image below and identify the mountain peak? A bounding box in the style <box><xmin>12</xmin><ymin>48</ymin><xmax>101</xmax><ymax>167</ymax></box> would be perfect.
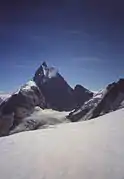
<box><xmin>33</xmin><ymin>62</ymin><xmax>58</xmax><ymax>87</ymax></box>
<box><xmin>42</xmin><ymin>61</ymin><xmax>47</xmax><ymax>68</ymax></box>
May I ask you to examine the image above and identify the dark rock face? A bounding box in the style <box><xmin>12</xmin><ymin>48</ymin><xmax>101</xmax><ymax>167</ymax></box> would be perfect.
<box><xmin>33</xmin><ymin>62</ymin><xmax>76</xmax><ymax>111</ymax></box>
<box><xmin>73</xmin><ymin>85</ymin><xmax>93</xmax><ymax>108</ymax></box>
<box><xmin>0</xmin><ymin>81</ymin><xmax>46</xmax><ymax>136</ymax></box>
<box><xmin>0</xmin><ymin>98</ymin><xmax>2</xmax><ymax>104</ymax></box>
<box><xmin>0</xmin><ymin>113</ymin><xmax>14</xmax><ymax>136</ymax></box>
<box><xmin>39</xmin><ymin>75</ymin><xmax>75</xmax><ymax>111</ymax></box>
<box><xmin>68</xmin><ymin>79</ymin><xmax>124</xmax><ymax>122</ymax></box>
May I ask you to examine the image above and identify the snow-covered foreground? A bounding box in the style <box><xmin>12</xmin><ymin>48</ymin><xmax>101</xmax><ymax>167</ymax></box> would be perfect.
<box><xmin>0</xmin><ymin>109</ymin><xmax>124</xmax><ymax>179</ymax></box>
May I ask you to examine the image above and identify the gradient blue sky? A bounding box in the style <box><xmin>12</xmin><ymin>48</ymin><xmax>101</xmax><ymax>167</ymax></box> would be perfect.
<box><xmin>0</xmin><ymin>0</ymin><xmax>124</xmax><ymax>92</ymax></box>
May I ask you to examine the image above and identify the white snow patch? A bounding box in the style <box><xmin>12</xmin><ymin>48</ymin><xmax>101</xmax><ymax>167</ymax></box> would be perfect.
<box><xmin>0</xmin><ymin>93</ymin><xmax>11</xmax><ymax>104</ymax></box>
<box><xmin>91</xmin><ymin>90</ymin><xmax>98</xmax><ymax>94</ymax></box>
<box><xmin>21</xmin><ymin>80</ymin><xmax>37</xmax><ymax>91</ymax></box>
<box><xmin>12</xmin><ymin>81</ymin><xmax>37</xmax><ymax>95</ymax></box>
<box><xmin>48</xmin><ymin>67</ymin><xmax>58</xmax><ymax>78</ymax></box>
<box><xmin>42</xmin><ymin>64</ymin><xmax>58</xmax><ymax>79</ymax></box>
<box><xmin>0</xmin><ymin>93</ymin><xmax>11</xmax><ymax>100</ymax></box>
<box><xmin>35</xmin><ymin>108</ymin><xmax>69</xmax><ymax>118</ymax></box>
<box><xmin>92</xmin><ymin>89</ymin><xmax>106</xmax><ymax>98</ymax></box>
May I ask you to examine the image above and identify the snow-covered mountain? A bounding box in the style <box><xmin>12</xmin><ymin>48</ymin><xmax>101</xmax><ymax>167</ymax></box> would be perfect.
<box><xmin>0</xmin><ymin>80</ymin><xmax>46</xmax><ymax>136</ymax></box>
<box><xmin>0</xmin><ymin>62</ymin><xmax>124</xmax><ymax>137</ymax></box>
<box><xmin>67</xmin><ymin>79</ymin><xmax>124</xmax><ymax>122</ymax></box>
<box><xmin>0</xmin><ymin>108</ymin><xmax>124</xmax><ymax>179</ymax></box>
<box><xmin>33</xmin><ymin>62</ymin><xmax>93</xmax><ymax>111</ymax></box>
<box><xmin>0</xmin><ymin>62</ymin><xmax>92</xmax><ymax>137</ymax></box>
<box><xmin>33</xmin><ymin>62</ymin><xmax>76</xmax><ymax>111</ymax></box>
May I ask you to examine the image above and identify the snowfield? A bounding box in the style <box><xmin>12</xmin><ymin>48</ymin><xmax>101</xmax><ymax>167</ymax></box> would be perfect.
<box><xmin>0</xmin><ymin>108</ymin><xmax>124</xmax><ymax>179</ymax></box>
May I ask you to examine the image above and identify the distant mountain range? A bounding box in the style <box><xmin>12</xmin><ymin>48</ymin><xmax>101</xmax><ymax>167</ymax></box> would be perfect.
<box><xmin>0</xmin><ymin>62</ymin><xmax>124</xmax><ymax>136</ymax></box>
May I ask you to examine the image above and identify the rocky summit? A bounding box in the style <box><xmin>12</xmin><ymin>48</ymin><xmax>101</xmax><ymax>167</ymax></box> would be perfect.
<box><xmin>33</xmin><ymin>62</ymin><xmax>93</xmax><ymax>111</ymax></box>
<box><xmin>33</xmin><ymin>62</ymin><xmax>75</xmax><ymax>111</ymax></box>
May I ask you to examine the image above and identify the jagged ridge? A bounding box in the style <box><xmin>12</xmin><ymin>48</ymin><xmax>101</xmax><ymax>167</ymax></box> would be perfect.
<box><xmin>67</xmin><ymin>79</ymin><xmax>124</xmax><ymax>122</ymax></box>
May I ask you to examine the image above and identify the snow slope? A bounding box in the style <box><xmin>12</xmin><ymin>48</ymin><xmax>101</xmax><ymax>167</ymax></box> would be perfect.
<box><xmin>0</xmin><ymin>93</ymin><xmax>11</xmax><ymax>104</ymax></box>
<box><xmin>0</xmin><ymin>108</ymin><xmax>124</xmax><ymax>179</ymax></box>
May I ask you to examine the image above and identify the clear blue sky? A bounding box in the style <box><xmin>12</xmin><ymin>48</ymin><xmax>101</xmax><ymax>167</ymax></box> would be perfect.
<box><xmin>0</xmin><ymin>0</ymin><xmax>124</xmax><ymax>92</ymax></box>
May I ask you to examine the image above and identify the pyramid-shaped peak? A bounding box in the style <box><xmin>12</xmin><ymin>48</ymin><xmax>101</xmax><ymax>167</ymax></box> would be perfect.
<box><xmin>42</xmin><ymin>61</ymin><xmax>47</xmax><ymax>68</ymax></box>
<box><xmin>33</xmin><ymin>61</ymin><xmax>59</xmax><ymax>86</ymax></box>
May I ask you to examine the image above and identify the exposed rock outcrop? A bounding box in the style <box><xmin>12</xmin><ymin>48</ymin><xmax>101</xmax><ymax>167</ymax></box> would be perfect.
<box><xmin>73</xmin><ymin>84</ymin><xmax>93</xmax><ymax>108</ymax></box>
<box><xmin>67</xmin><ymin>79</ymin><xmax>124</xmax><ymax>122</ymax></box>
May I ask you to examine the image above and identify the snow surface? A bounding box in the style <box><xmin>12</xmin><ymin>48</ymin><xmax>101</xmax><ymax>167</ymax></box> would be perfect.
<box><xmin>0</xmin><ymin>93</ymin><xmax>11</xmax><ymax>104</ymax></box>
<box><xmin>13</xmin><ymin>80</ymin><xmax>37</xmax><ymax>95</ymax></box>
<box><xmin>0</xmin><ymin>108</ymin><xmax>124</xmax><ymax>179</ymax></box>
<box><xmin>21</xmin><ymin>80</ymin><xmax>37</xmax><ymax>91</ymax></box>
<box><xmin>42</xmin><ymin>64</ymin><xmax>58</xmax><ymax>79</ymax></box>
